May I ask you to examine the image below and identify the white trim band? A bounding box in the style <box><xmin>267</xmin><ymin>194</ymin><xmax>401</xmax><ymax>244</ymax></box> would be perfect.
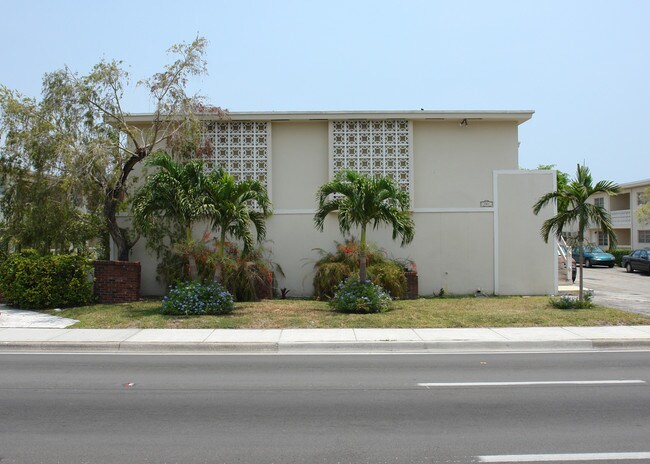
<box><xmin>478</xmin><ymin>452</ymin><xmax>650</xmax><ymax>462</ymax></box>
<box><xmin>418</xmin><ymin>380</ymin><xmax>645</xmax><ymax>387</ymax></box>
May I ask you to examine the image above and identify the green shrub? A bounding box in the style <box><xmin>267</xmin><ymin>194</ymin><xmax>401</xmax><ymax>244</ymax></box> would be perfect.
<box><xmin>313</xmin><ymin>238</ymin><xmax>408</xmax><ymax>299</ymax></box>
<box><xmin>0</xmin><ymin>250</ymin><xmax>93</xmax><ymax>309</ymax></box>
<box><xmin>367</xmin><ymin>262</ymin><xmax>406</xmax><ymax>299</ymax></box>
<box><xmin>162</xmin><ymin>281</ymin><xmax>234</xmax><ymax>315</ymax></box>
<box><xmin>550</xmin><ymin>291</ymin><xmax>593</xmax><ymax>309</ymax></box>
<box><xmin>329</xmin><ymin>278</ymin><xmax>393</xmax><ymax>313</ymax></box>
<box><xmin>609</xmin><ymin>248</ymin><xmax>631</xmax><ymax>267</ymax></box>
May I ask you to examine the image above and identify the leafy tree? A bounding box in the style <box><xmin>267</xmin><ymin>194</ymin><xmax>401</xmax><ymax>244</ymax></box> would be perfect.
<box><xmin>131</xmin><ymin>151</ymin><xmax>214</xmax><ymax>280</ymax></box>
<box><xmin>533</xmin><ymin>164</ymin><xmax>620</xmax><ymax>301</ymax></box>
<box><xmin>536</xmin><ymin>164</ymin><xmax>571</xmax><ymax>213</ymax></box>
<box><xmin>1</xmin><ymin>36</ymin><xmax>223</xmax><ymax>261</ymax></box>
<box><xmin>636</xmin><ymin>186</ymin><xmax>650</xmax><ymax>225</ymax></box>
<box><xmin>314</xmin><ymin>170</ymin><xmax>415</xmax><ymax>282</ymax></box>
<box><xmin>0</xmin><ymin>85</ymin><xmax>103</xmax><ymax>254</ymax></box>
<box><xmin>204</xmin><ymin>170</ymin><xmax>272</xmax><ymax>259</ymax></box>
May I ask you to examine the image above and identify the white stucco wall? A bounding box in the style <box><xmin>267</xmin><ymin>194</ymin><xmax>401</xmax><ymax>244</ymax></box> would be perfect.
<box><xmin>495</xmin><ymin>170</ymin><xmax>556</xmax><ymax>295</ymax></box>
<box><xmin>122</xmin><ymin>114</ymin><xmax>555</xmax><ymax>297</ymax></box>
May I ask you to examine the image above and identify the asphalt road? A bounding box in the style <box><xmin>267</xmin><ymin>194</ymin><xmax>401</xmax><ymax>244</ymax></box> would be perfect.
<box><xmin>1</xmin><ymin>352</ymin><xmax>649</xmax><ymax>464</ymax></box>
<box><xmin>581</xmin><ymin>266</ymin><xmax>650</xmax><ymax>315</ymax></box>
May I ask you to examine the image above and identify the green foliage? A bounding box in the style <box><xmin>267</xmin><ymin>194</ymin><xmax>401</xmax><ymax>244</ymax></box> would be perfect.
<box><xmin>329</xmin><ymin>278</ymin><xmax>393</xmax><ymax>313</ymax></box>
<box><xmin>1</xmin><ymin>37</ymin><xmax>218</xmax><ymax>261</ymax></box>
<box><xmin>609</xmin><ymin>248</ymin><xmax>632</xmax><ymax>267</ymax></box>
<box><xmin>0</xmin><ymin>85</ymin><xmax>104</xmax><ymax>255</ymax></box>
<box><xmin>366</xmin><ymin>262</ymin><xmax>406</xmax><ymax>299</ymax></box>
<box><xmin>314</xmin><ymin>170</ymin><xmax>414</xmax><ymax>281</ymax></box>
<box><xmin>219</xmin><ymin>245</ymin><xmax>276</xmax><ymax>302</ymax></box>
<box><xmin>550</xmin><ymin>291</ymin><xmax>593</xmax><ymax>309</ymax></box>
<box><xmin>204</xmin><ymin>169</ymin><xmax>272</xmax><ymax>257</ymax></box>
<box><xmin>533</xmin><ymin>164</ymin><xmax>620</xmax><ymax>301</ymax></box>
<box><xmin>156</xmin><ymin>239</ymin><xmax>277</xmax><ymax>302</ymax></box>
<box><xmin>162</xmin><ymin>281</ymin><xmax>234</xmax><ymax>315</ymax></box>
<box><xmin>312</xmin><ymin>238</ymin><xmax>407</xmax><ymax>299</ymax></box>
<box><xmin>132</xmin><ymin>153</ymin><xmax>273</xmax><ymax>287</ymax></box>
<box><xmin>0</xmin><ymin>251</ymin><xmax>93</xmax><ymax>309</ymax></box>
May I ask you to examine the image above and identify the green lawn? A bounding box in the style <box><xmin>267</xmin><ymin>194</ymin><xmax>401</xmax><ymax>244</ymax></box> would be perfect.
<box><xmin>45</xmin><ymin>297</ymin><xmax>650</xmax><ymax>329</ymax></box>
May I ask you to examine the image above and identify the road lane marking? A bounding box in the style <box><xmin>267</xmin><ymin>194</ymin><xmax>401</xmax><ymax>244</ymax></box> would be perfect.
<box><xmin>418</xmin><ymin>380</ymin><xmax>646</xmax><ymax>387</ymax></box>
<box><xmin>477</xmin><ymin>452</ymin><xmax>650</xmax><ymax>462</ymax></box>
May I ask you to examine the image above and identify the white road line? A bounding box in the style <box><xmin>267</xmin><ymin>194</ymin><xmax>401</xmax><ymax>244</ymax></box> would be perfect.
<box><xmin>418</xmin><ymin>380</ymin><xmax>646</xmax><ymax>387</ymax></box>
<box><xmin>477</xmin><ymin>451</ymin><xmax>650</xmax><ymax>462</ymax></box>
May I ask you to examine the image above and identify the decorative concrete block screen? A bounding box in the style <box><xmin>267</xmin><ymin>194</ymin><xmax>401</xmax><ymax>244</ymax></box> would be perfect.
<box><xmin>201</xmin><ymin>122</ymin><xmax>270</xmax><ymax>188</ymax></box>
<box><xmin>329</xmin><ymin>120</ymin><xmax>412</xmax><ymax>193</ymax></box>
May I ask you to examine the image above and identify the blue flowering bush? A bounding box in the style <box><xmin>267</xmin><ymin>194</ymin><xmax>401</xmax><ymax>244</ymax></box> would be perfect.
<box><xmin>550</xmin><ymin>291</ymin><xmax>593</xmax><ymax>309</ymax></box>
<box><xmin>329</xmin><ymin>278</ymin><xmax>393</xmax><ymax>313</ymax></box>
<box><xmin>162</xmin><ymin>281</ymin><xmax>235</xmax><ymax>315</ymax></box>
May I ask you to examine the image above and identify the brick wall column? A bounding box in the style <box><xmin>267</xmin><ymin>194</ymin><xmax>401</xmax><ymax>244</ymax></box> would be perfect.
<box><xmin>93</xmin><ymin>260</ymin><xmax>141</xmax><ymax>304</ymax></box>
<box><xmin>404</xmin><ymin>271</ymin><xmax>418</xmax><ymax>299</ymax></box>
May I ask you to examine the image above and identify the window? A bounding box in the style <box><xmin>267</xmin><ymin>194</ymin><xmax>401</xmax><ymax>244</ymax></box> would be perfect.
<box><xmin>594</xmin><ymin>197</ymin><xmax>604</xmax><ymax>208</ymax></box>
<box><xmin>596</xmin><ymin>231</ymin><xmax>608</xmax><ymax>247</ymax></box>
<box><xmin>639</xmin><ymin>230</ymin><xmax>650</xmax><ymax>243</ymax></box>
<box><xmin>200</xmin><ymin>121</ymin><xmax>271</xmax><ymax>189</ymax></box>
<box><xmin>330</xmin><ymin>120</ymin><xmax>412</xmax><ymax>194</ymax></box>
<box><xmin>638</xmin><ymin>192</ymin><xmax>648</xmax><ymax>206</ymax></box>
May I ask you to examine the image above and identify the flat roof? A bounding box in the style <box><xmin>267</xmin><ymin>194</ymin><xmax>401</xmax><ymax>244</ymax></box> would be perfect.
<box><xmin>620</xmin><ymin>178</ymin><xmax>650</xmax><ymax>189</ymax></box>
<box><xmin>123</xmin><ymin>109</ymin><xmax>535</xmax><ymax>125</ymax></box>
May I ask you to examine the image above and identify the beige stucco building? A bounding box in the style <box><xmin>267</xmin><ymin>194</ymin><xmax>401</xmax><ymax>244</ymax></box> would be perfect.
<box><xmin>119</xmin><ymin>110</ymin><xmax>557</xmax><ymax>297</ymax></box>
<box><xmin>586</xmin><ymin>179</ymin><xmax>650</xmax><ymax>249</ymax></box>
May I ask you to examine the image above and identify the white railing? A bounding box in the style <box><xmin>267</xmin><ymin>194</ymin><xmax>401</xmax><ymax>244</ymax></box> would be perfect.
<box><xmin>611</xmin><ymin>209</ymin><xmax>631</xmax><ymax>228</ymax></box>
<box><xmin>557</xmin><ymin>236</ymin><xmax>573</xmax><ymax>282</ymax></box>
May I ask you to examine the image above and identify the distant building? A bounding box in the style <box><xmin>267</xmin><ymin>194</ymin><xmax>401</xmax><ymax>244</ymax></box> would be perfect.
<box><xmin>118</xmin><ymin>110</ymin><xmax>556</xmax><ymax>297</ymax></box>
<box><xmin>586</xmin><ymin>179</ymin><xmax>650</xmax><ymax>249</ymax></box>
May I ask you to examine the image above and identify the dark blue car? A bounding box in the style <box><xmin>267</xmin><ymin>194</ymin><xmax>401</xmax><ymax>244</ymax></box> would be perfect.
<box><xmin>572</xmin><ymin>245</ymin><xmax>615</xmax><ymax>268</ymax></box>
<box><xmin>622</xmin><ymin>249</ymin><xmax>650</xmax><ymax>274</ymax></box>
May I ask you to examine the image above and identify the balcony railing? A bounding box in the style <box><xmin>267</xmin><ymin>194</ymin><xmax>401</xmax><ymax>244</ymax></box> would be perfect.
<box><xmin>611</xmin><ymin>209</ymin><xmax>631</xmax><ymax>228</ymax></box>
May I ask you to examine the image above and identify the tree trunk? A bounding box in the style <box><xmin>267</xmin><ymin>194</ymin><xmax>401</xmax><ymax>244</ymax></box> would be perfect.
<box><xmin>104</xmin><ymin>194</ymin><xmax>132</xmax><ymax>262</ymax></box>
<box><xmin>578</xmin><ymin>234</ymin><xmax>585</xmax><ymax>302</ymax></box>
<box><xmin>213</xmin><ymin>227</ymin><xmax>228</xmax><ymax>283</ymax></box>
<box><xmin>359</xmin><ymin>225</ymin><xmax>368</xmax><ymax>282</ymax></box>
<box><xmin>104</xmin><ymin>149</ymin><xmax>149</xmax><ymax>262</ymax></box>
<box><xmin>185</xmin><ymin>225</ymin><xmax>198</xmax><ymax>281</ymax></box>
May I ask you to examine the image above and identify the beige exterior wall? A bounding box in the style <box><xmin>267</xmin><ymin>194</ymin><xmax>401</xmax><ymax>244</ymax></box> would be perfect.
<box><xmin>495</xmin><ymin>171</ymin><xmax>556</xmax><ymax>295</ymax></box>
<box><xmin>412</xmin><ymin>121</ymin><xmax>518</xmax><ymax>208</ymax></box>
<box><xmin>122</xmin><ymin>113</ymin><xmax>556</xmax><ymax>297</ymax></box>
<box><xmin>271</xmin><ymin>121</ymin><xmax>329</xmax><ymax>210</ymax></box>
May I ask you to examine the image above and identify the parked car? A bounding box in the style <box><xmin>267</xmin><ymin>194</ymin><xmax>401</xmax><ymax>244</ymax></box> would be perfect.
<box><xmin>572</xmin><ymin>245</ymin><xmax>615</xmax><ymax>268</ymax></box>
<box><xmin>622</xmin><ymin>249</ymin><xmax>650</xmax><ymax>274</ymax></box>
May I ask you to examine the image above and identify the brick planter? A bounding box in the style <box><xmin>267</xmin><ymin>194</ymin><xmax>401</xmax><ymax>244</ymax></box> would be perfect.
<box><xmin>93</xmin><ymin>260</ymin><xmax>141</xmax><ymax>304</ymax></box>
<box><xmin>255</xmin><ymin>272</ymin><xmax>274</xmax><ymax>300</ymax></box>
<box><xmin>404</xmin><ymin>271</ymin><xmax>418</xmax><ymax>299</ymax></box>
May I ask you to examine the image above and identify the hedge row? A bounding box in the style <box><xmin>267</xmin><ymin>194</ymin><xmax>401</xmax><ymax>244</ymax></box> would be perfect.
<box><xmin>0</xmin><ymin>251</ymin><xmax>93</xmax><ymax>309</ymax></box>
<box><xmin>609</xmin><ymin>248</ymin><xmax>632</xmax><ymax>267</ymax></box>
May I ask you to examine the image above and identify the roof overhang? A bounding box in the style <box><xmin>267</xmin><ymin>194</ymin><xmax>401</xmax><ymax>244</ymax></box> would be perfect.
<box><xmin>619</xmin><ymin>178</ymin><xmax>650</xmax><ymax>190</ymax></box>
<box><xmin>122</xmin><ymin>110</ymin><xmax>534</xmax><ymax>125</ymax></box>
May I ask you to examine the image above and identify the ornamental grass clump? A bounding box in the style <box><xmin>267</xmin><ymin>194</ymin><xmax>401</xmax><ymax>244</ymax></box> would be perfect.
<box><xmin>312</xmin><ymin>238</ymin><xmax>408</xmax><ymax>299</ymax></box>
<box><xmin>329</xmin><ymin>278</ymin><xmax>393</xmax><ymax>313</ymax></box>
<box><xmin>162</xmin><ymin>281</ymin><xmax>235</xmax><ymax>315</ymax></box>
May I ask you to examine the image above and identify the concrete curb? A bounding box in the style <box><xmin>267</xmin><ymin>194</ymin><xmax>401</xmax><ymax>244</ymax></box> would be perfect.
<box><xmin>2</xmin><ymin>339</ymin><xmax>650</xmax><ymax>353</ymax></box>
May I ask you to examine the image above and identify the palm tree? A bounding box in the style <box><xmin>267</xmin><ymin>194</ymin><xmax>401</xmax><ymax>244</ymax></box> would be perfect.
<box><xmin>204</xmin><ymin>170</ymin><xmax>272</xmax><ymax>259</ymax></box>
<box><xmin>131</xmin><ymin>151</ymin><xmax>213</xmax><ymax>279</ymax></box>
<box><xmin>314</xmin><ymin>170</ymin><xmax>415</xmax><ymax>282</ymax></box>
<box><xmin>533</xmin><ymin>164</ymin><xmax>620</xmax><ymax>300</ymax></box>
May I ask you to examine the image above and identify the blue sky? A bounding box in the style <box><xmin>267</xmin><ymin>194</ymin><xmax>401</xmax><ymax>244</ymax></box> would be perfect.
<box><xmin>2</xmin><ymin>0</ymin><xmax>648</xmax><ymax>183</ymax></box>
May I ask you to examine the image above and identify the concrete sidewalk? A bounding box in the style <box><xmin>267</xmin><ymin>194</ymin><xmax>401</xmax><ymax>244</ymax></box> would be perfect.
<box><xmin>1</xmin><ymin>326</ymin><xmax>650</xmax><ymax>353</ymax></box>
